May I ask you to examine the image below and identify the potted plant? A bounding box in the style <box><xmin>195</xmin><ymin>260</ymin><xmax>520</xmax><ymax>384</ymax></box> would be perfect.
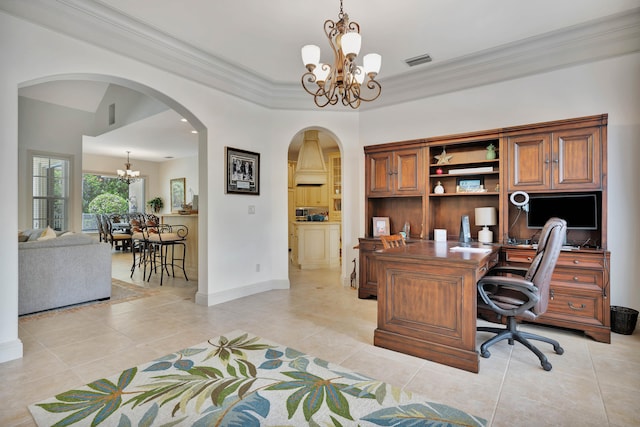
<box><xmin>147</xmin><ymin>197</ymin><xmax>164</xmax><ymax>213</ymax></box>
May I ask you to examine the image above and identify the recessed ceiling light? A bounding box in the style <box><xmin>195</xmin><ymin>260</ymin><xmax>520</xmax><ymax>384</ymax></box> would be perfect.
<box><xmin>180</xmin><ymin>118</ymin><xmax>187</xmax><ymax>122</ymax></box>
<box><xmin>191</xmin><ymin>130</ymin><xmax>198</xmax><ymax>134</ymax></box>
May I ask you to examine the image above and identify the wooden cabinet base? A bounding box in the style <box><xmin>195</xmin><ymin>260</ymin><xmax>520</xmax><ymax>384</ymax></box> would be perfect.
<box><xmin>374</xmin><ymin>329</ymin><xmax>479</xmax><ymax>373</ymax></box>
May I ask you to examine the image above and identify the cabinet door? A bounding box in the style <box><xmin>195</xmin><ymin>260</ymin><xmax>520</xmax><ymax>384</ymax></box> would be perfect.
<box><xmin>367</xmin><ymin>152</ymin><xmax>393</xmax><ymax>196</ymax></box>
<box><xmin>507</xmin><ymin>133</ymin><xmax>551</xmax><ymax>191</ymax></box>
<box><xmin>295</xmin><ymin>186</ymin><xmax>307</xmax><ymax>206</ymax></box>
<box><xmin>358</xmin><ymin>240</ymin><xmax>380</xmax><ymax>298</ymax></box>
<box><xmin>394</xmin><ymin>148</ymin><xmax>423</xmax><ymax>195</ymax></box>
<box><xmin>553</xmin><ymin>127</ymin><xmax>602</xmax><ymax>190</ymax></box>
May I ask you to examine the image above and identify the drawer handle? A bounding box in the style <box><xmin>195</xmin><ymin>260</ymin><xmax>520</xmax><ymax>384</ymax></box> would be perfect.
<box><xmin>568</xmin><ymin>302</ymin><xmax>586</xmax><ymax>311</ymax></box>
<box><xmin>573</xmin><ymin>260</ymin><xmax>580</xmax><ymax>264</ymax></box>
<box><xmin>527</xmin><ymin>257</ymin><xmax>532</xmax><ymax>261</ymax></box>
<box><xmin>573</xmin><ymin>276</ymin><xmax>580</xmax><ymax>282</ymax></box>
<box><xmin>550</xmin><ymin>289</ymin><xmax>554</xmax><ymax>300</ymax></box>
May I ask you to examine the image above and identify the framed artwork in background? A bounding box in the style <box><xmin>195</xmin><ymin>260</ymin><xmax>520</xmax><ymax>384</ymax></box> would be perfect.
<box><xmin>170</xmin><ymin>178</ymin><xmax>186</xmax><ymax>212</ymax></box>
<box><xmin>225</xmin><ymin>147</ymin><xmax>260</xmax><ymax>195</ymax></box>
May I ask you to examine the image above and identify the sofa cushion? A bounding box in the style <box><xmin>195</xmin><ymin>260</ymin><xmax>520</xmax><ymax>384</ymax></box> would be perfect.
<box><xmin>37</xmin><ymin>226</ymin><xmax>57</xmax><ymax>241</ymax></box>
<box><xmin>20</xmin><ymin>233</ymin><xmax>97</xmax><ymax>250</ymax></box>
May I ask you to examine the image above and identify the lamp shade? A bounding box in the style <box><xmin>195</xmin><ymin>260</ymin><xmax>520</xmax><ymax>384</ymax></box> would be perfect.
<box><xmin>363</xmin><ymin>53</ymin><xmax>382</xmax><ymax>75</ymax></box>
<box><xmin>340</xmin><ymin>32</ymin><xmax>361</xmax><ymax>57</ymax></box>
<box><xmin>475</xmin><ymin>207</ymin><xmax>497</xmax><ymax>226</ymax></box>
<box><xmin>301</xmin><ymin>44</ymin><xmax>320</xmax><ymax>67</ymax></box>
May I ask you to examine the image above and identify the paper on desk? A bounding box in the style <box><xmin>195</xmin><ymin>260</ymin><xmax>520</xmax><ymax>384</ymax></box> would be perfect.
<box><xmin>450</xmin><ymin>246</ymin><xmax>492</xmax><ymax>253</ymax></box>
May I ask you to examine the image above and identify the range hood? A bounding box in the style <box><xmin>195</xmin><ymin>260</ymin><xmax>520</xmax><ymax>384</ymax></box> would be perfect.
<box><xmin>295</xmin><ymin>130</ymin><xmax>327</xmax><ymax>186</ymax></box>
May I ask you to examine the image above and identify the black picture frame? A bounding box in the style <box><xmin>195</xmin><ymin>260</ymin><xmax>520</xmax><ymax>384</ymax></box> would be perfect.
<box><xmin>225</xmin><ymin>147</ymin><xmax>260</xmax><ymax>195</ymax></box>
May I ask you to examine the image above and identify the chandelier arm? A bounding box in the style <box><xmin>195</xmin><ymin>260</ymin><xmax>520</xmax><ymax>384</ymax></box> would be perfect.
<box><xmin>301</xmin><ymin>72</ymin><xmax>321</xmax><ymax>96</ymax></box>
<box><xmin>354</xmin><ymin>78</ymin><xmax>382</xmax><ymax>102</ymax></box>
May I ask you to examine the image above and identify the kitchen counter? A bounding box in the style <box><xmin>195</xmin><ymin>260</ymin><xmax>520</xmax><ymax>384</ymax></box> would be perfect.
<box><xmin>291</xmin><ymin>222</ymin><xmax>341</xmax><ymax>269</ymax></box>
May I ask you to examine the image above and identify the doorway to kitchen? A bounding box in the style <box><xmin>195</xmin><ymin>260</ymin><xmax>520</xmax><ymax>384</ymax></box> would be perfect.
<box><xmin>287</xmin><ymin>128</ymin><xmax>342</xmax><ymax>272</ymax></box>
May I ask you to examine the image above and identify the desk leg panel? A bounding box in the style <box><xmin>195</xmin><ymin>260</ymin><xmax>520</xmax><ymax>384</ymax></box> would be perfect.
<box><xmin>375</xmin><ymin>258</ymin><xmax>479</xmax><ymax>372</ymax></box>
<box><xmin>374</xmin><ymin>329</ymin><xmax>479</xmax><ymax>373</ymax></box>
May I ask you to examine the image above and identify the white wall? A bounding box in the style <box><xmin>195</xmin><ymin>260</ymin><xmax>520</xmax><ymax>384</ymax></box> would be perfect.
<box><xmin>0</xmin><ymin>11</ymin><xmax>360</xmax><ymax>363</ymax></box>
<box><xmin>360</xmin><ymin>53</ymin><xmax>640</xmax><ymax>310</ymax></box>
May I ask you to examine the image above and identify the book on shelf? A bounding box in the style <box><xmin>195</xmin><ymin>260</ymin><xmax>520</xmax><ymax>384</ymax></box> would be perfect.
<box><xmin>447</xmin><ymin>166</ymin><xmax>494</xmax><ymax>175</ymax></box>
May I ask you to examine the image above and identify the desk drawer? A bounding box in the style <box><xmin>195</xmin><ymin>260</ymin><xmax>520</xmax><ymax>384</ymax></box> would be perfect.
<box><xmin>552</xmin><ymin>268</ymin><xmax>602</xmax><ymax>291</ymax></box>
<box><xmin>542</xmin><ymin>287</ymin><xmax>605</xmax><ymax>325</ymax></box>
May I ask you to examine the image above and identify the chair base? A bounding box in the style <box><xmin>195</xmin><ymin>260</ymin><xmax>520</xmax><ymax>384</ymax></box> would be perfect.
<box><xmin>478</xmin><ymin>317</ymin><xmax>564</xmax><ymax>371</ymax></box>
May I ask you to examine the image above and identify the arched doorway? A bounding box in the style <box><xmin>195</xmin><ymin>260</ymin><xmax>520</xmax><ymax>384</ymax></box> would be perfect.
<box><xmin>287</xmin><ymin>127</ymin><xmax>343</xmax><ymax>274</ymax></box>
<box><xmin>18</xmin><ymin>74</ymin><xmax>208</xmax><ymax>291</ymax></box>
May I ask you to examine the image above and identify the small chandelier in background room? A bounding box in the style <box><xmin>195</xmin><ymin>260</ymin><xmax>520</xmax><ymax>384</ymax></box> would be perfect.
<box><xmin>301</xmin><ymin>0</ymin><xmax>381</xmax><ymax>109</ymax></box>
<box><xmin>117</xmin><ymin>151</ymin><xmax>140</xmax><ymax>185</ymax></box>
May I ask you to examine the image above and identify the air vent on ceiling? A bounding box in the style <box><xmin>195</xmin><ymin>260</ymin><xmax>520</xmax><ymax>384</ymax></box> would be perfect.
<box><xmin>405</xmin><ymin>54</ymin><xmax>433</xmax><ymax>67</ymax></box>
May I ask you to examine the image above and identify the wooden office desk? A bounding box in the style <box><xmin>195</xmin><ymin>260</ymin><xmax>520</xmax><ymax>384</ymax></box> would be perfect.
<box><xmin>373</xmin><ymin>240</ymin><xmax>499</xmax><ymax>373</ymax></box>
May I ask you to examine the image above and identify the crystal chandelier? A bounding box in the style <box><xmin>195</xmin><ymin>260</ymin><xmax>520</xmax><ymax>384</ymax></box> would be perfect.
<box><xmin>117</xmin><ymin>151</ymin><xmax>140</xmax><ymax>185</ymax></box>
<box><xmin>301</xmin><ymin>0</ymin><xmax>381</xmax><ymax>109</ymax></box>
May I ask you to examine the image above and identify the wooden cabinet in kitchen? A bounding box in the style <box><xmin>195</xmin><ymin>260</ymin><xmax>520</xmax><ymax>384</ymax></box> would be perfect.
<box><xmin>328</xmin><ymin>152</ymin><xmax>342</xmax><ymax>222</ymax></box>
<box><xmin>293</xmin><ymin>222</ymin><xmax>340</xmax><ymax>269</ymax></box>
<box><xmin>295</xmin><ymin>185</ymin><xmax>328</xmax><ymax>207</ymax></box>
<box><xmin>501</xmin><ymin>247</ymin><xmax>611</xmax><ymax>343</ymax></box>
<box><xmin>507</xmin><ymin>116</ymin><xmax>605</xmax><ymax>192</ymax></box>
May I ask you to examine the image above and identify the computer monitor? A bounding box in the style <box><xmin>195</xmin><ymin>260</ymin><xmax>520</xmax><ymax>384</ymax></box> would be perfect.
<box><xmin>527</xmin><ymin>194</ymin><xmax>598</xmax><ymax>230</ymax></box>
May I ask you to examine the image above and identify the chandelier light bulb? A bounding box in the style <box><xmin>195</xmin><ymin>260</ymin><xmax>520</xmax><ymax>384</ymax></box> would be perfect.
<box><xmin>314</xmin><ymin>63</ymin><xmax>331</xmax><ymax>83</ymax></box>
<box><xmin>340</xmin><ymin>32</ymin><xmax>361</xmax><ymax>59</ymax></box>
<box><xmin>363</xmin><ymin>53</ymin><xmax>382</xmax><ymax>76</ymax></box>
<box><xmin>301</xmin><ymin>44</ymin><xmax>320</xmax><ymax>70</ymax></box>
<box><xmin>354</xmin><ymin>66</ymin><xmax>365</xmax><ymax>84</ymax></box>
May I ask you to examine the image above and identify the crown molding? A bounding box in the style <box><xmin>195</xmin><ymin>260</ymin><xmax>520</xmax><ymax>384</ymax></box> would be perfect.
<box><xmin>2</xmin><ymin>1</ymin><xmax>639</xmax><ymax>111</ymax></box>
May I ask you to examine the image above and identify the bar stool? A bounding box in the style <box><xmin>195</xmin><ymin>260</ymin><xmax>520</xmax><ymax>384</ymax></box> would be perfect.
<box><xmin>145</xmin><ymin>224</ymin><xmax>188</xmax><ymax>286</ymax></box>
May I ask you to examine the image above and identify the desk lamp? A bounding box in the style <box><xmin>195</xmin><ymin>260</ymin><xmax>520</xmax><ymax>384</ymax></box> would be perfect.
<box><xmin>475</xmin><ymin>207</ymin><xmax>497</xmax><ymax>243</ymax></box>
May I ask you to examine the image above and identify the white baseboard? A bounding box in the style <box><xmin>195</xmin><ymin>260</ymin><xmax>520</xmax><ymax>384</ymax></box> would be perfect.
<box><xmin>195</xmin><ymin>279</ymin><xmax>290</xmax><ymax>306</ymax></box>
<box><xmin>0</xmin><ymin>339</ymin><xmax>23</xmax><ymax>364</ymax></box>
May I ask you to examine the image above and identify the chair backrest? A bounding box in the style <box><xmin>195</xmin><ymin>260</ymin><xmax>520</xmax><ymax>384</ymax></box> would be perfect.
<box><xmin>380</xmin><ymin>234</ymin><xmax>406</xmax><ymax>249</ymax></box>
<box><xmin>525</xmin><ymin>217</ymin><xmax>567</xmax><ymax>315</ymax></box>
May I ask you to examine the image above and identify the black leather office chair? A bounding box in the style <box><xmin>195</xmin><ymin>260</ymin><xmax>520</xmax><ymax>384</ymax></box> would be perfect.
<box><xmin>477</xmin><ymin>217</ymin><xmax>567</xmax><ymax>371</ymax></box>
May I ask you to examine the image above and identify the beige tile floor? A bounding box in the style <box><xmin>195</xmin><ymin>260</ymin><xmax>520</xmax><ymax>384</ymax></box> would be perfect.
<box><xmin>2</xmin><ymin>251</ymin><xmax>639</xmax><ymax>426</ymax></box>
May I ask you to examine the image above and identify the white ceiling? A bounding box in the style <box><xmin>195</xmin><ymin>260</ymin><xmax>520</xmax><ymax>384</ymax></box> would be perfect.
<box><xmin>8</xmin><ymin>0</ymin><xmax>640</xmax><ymax>161</ymax></box>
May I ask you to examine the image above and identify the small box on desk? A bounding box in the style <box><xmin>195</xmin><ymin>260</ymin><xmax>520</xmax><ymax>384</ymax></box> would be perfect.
<box><xmin>434</xmin><ymin>229</ymin><xmax>447</xmax><ymax>242</ymax></box>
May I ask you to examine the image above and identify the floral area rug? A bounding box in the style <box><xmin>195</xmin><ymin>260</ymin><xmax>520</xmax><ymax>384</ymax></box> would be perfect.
<box><xmin>29</xmin><ymin>330</ymin><xmax>486</xmax><ymax>426</ymax></box>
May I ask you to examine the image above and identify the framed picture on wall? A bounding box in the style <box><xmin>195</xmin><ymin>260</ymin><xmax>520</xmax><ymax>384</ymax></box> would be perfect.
<box><xmin>225</xmin><ymin>147</ymin><xmax>260</xmax><ymax>195</ymax></box>
<box><xmin>170</xmin><ymin>177</ymin><xmax>186</xmax><ymax>212</ymax></box>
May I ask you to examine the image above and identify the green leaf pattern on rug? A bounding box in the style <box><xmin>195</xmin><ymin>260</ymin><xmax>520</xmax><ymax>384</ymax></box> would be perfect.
<box><xmin>30</xmin><ymin>332</ymin><xmax>486</xmax><ymax>426</ymax></box>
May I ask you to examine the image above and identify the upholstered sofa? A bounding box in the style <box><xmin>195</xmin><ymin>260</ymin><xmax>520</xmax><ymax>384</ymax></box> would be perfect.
<box><xmin>18</xmin><ymin>231</ymin><xmax>112</xmax><ymax>315</ymax></box>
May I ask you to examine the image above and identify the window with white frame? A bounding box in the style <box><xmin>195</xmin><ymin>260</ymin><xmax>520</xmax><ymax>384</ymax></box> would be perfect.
<box><xmin>32</xmin><ymin>154</ymin><xmax>70</xmax><ymax>230</ymax></box>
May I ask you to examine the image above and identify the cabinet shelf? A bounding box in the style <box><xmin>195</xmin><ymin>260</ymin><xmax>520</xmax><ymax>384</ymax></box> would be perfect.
<box><xmin>430</xmin><ymin>159</ymin><xmax>499</xmax><ymax>168</ymax></box>
<box><xmin>430</xmin><ymin>192</ymin><xmax>499</xmax><ymax>197</ymax></box>
<box><xmin>430</xmin><ymin>171</ymin><xmax>499</xmax><ymax>178</ymax></box>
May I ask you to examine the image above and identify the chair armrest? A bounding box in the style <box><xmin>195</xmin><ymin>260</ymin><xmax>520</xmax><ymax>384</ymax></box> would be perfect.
<box><xmin>477</xmin><ymin>275</ymin><xmax>539</xmax><ymax>317</ymax></box>
<box><xmin>486</xmin><ymin>266</ymin><xmax>528</xmax><ymax>277</ymax></box>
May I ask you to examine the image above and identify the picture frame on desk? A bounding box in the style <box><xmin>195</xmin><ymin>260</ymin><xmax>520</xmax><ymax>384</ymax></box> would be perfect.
<box><xmin>225</xmin><ymin>147</ymin><xmax>260</xmax><ymax>195</ymax></box>
<box><xmin>372</xmin><ymin>217</ymin><xmax>390</xmax><ymax>237</ymax></box>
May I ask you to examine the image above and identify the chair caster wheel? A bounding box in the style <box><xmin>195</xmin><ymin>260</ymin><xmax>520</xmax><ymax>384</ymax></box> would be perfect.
<box><xmin>555</xmin><ymin>346</ymin><xmax>564</xmax><ymax>355</ymax></box>
<box><xmin>542</xmin><ymin>361</ymin><xmax>552</xmax><ymax>371</ymax></box>
<box><xmin>480</xmin><ymin>350</ymin><xmax>490</xmax><ymax>358</ymax></box>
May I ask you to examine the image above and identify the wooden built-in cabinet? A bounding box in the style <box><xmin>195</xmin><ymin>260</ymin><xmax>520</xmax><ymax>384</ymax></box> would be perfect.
<box><xmin>360</xmin><ymin>114</ymin><xmax>610</xmax><ymax>342</ymax></box>
<box><xmin>366</xmin><ymin>146</ymin><xmax>424</xmax><ymax>197</ymax></box>
<box><xmin>502</xmin><ymin>247</ymin><xmax>611</xmax><ymax>343</ymax></box>
<box><xmin>507</xmin><ymin>124</ymin><xmax>603</xmax><ymax>192</ymax></box>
